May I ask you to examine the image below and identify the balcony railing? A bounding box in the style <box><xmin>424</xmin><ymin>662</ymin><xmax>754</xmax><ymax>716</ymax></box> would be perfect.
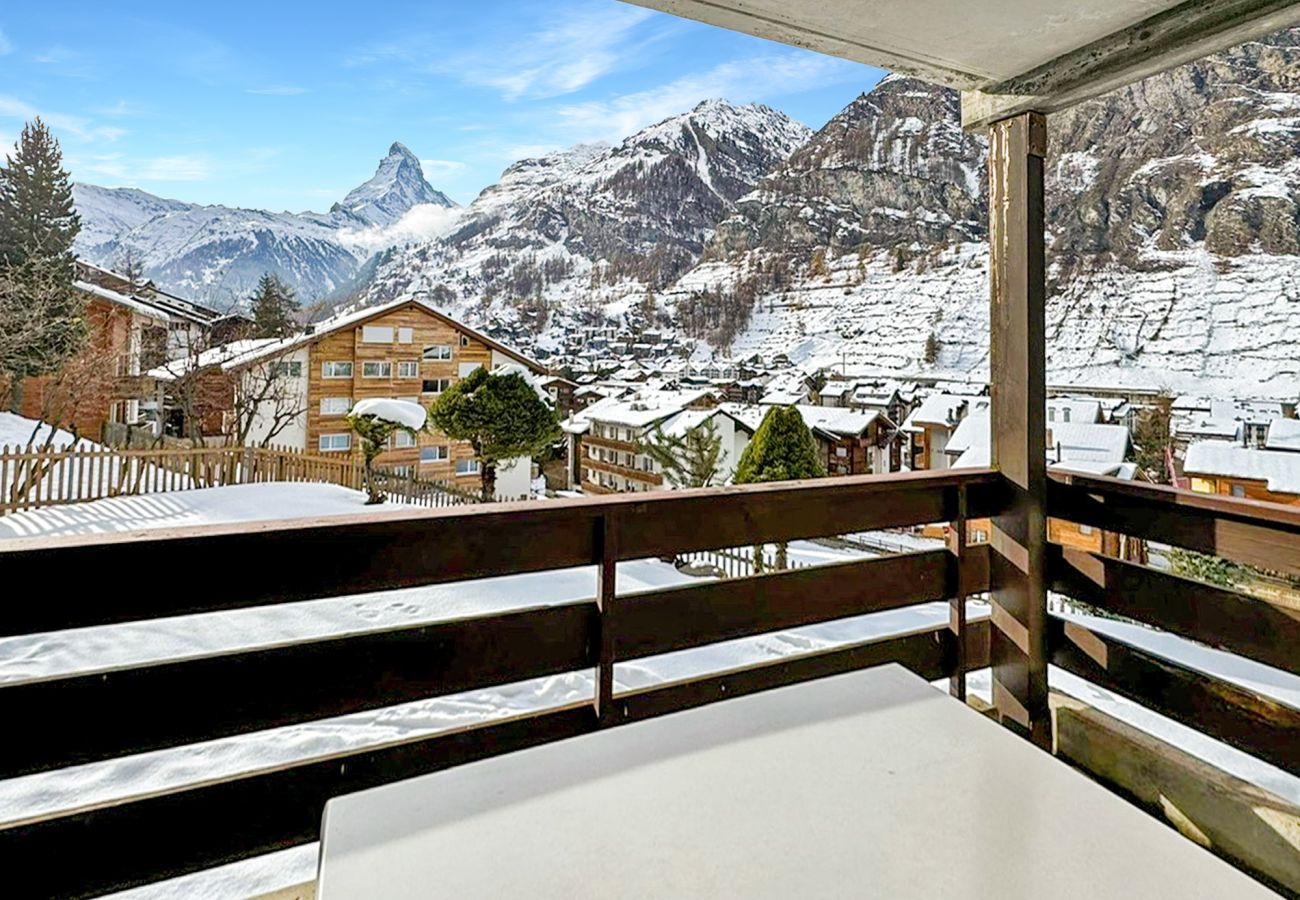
<box><xmin>0</xmin><ymin>466</ymin><xmax>1296</xmax><ymax>897</ymax></box>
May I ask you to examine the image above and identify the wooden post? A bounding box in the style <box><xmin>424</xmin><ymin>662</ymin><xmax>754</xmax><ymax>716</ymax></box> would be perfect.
<box><xmin>594</xmin><ymin>514</ymin><xmax>617</xmax><ymax>725</ymax></box>
<box><xmin>988</xmin><ymin>111</ymin><xmax>1051</xmax><ymax>749</ymax></box>
<box><xmin>948</xmin><ymin>483</ymin><xmax>968</xmax><ymax>701</ymax></box>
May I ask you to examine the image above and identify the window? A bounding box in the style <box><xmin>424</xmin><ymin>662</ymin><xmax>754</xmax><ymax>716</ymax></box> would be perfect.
<box><xmin>459</xmin><ymin>335</ymin><xmax>470</xmax><ymax>347</ymax></box>
<box><xmin>1062</xmin><ymin>408</ymin><xmax>1071</xmax><ymax>423</ymax></box>
<box><xmin>423</xmin><ymin>344</ymin><xmax>453</xmax><ymax>360</ymax></box>
<box><xmin>273</xmin><ymin>360</ymin><xmax>303</xmax><ymax>377</ymax></box>
<box><xmin>391</xmin><ymin>466</ymin><xmax>412</xmax><ymax>477</ymax></box>
<box><xmin>458</xmin><ymin>362</ymin><xmax>482</xmax><ymax>377</ymax></box>
<box><xmin>397</xmin><ymin>396</ymin><xmax>420</xmax><ymax>405</ymax></box>
<box><xmin>835</xmin><ymin>447</ymin><xmax>848</xmax><ymax>457</ymax></box>
<box><xmin>362</xmin><ymin>325</ymin><xmax>394</xmax><ymax>343</ymax></box>
<box><xmin>423</xmin><ymin>378</ymin><xmax>452</xmax><ymax>394</ymax></box>
<box><xmin>320</xmin><ymin>397</ymin><xmax>351</xmax><ymax>416</ymax></box>
<box><xmin>1078</xmin><ymin>524</ymin><xmax>1094</xmax><ymax>536</ymax></box>
<box><xmin>456</xmin><ymin>459</ymin><xmax>481</xmax><ymax>476</ymax></box>
<box><xmin>1231</xmin><ymin>484</ymin><xmax>1246</xmax><ymax>498</ymax></box>
<box><xmin>322</xmin><ymin>361</ymin><xmax>353</xmax><ymax>379</ymax></box>
<box><xmin>319</xmin><ymin>433</ymin><xmax>351</xmax><ymax>452</ymax></box>
<box><xmin>392</xmin><ymin>431</ymin><xmax>417</xmax><ymax>448</ymax></box>
<box><xmin>420</xmin><ymin>446</ymin><xmax>449</xmax><ymax>463</ymax></box>
<box><xmin>397</xmin><ymin>327</ymin><xmax>413</xmax><ymax>344</ymax></box>
<box><xmin>362</xmin><ymin>361</ymin><xmax>392</xmax><ymax>378</ymax></box>
<box><xmin>1048</xmin><ymin>408</ymin><xmax>1056</xmax><ymax>422</ymax></box>
<box><xmin>398</xmin><ymin>360</ymin><xmax>420</xmax><ymax>378</ymax></box>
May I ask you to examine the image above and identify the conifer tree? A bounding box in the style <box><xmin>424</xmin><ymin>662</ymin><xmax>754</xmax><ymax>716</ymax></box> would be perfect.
<box><xmin>249</xmin><ymin>273</ymin><xmax>300</xmax><ymax>338</ymax></box>
<box><xmin>640</xmin><ymin>415</ymin><xmax>724</xmax><ymax>488</ymax></box>
<box><xmin>734</xmin><ymin>406</ymin><xmax>825</xmax><ymax>570</ymax></box>
<box><xmin>0</xmin><ymin>119</ymin><xmax>85</xmax><ymax>411</ymax></box>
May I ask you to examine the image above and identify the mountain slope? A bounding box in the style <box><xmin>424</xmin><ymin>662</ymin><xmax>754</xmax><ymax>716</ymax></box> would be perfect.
<box><xmin>665</xmin><ymin>32</ymin><xmax>1300</xmax><ymax>397</ymax></box>
<box><xmin>72</xmin><ymin>144</ymin><xmax>457</xmax><ymax>309</ymax></box>
<box><xmin>357</xmin><ymin>100</ymin><xmax>811</xmax><ymax>340</ymax></box>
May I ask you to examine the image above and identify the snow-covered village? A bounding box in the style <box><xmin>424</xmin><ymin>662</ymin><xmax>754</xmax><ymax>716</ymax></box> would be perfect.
<box><xmin>2</xmin><ymin>3</ymin><xmax>1300</xmax><ymax>899</ymax></box>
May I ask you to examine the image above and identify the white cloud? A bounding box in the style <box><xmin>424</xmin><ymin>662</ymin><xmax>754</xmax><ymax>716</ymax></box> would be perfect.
<box><xmin>419</xmin><ymin>158</ymin><xmax>465</xmax><ymax>178</ymax></box>
<box><xmin>336</xmin><ymin>202</ymin><xmax>463</xmax><ymax>253</ymax></box>
<box><xmin>350</xmin><ymin>4</ymin><xmax>660</xmax><ymax>101</ymax></box>
<box><xmin>0</xmin><ymin>29</ymin><xmax>12</xmax><ymax>56</ymax></box>
<box><xmin>552</xmin><ymin>53</ymin><xmax>855</xmax><ymax>143</ymax></box>
<box><xmin>95</xmin><ymin>100</ymin><xmax>139</xmax><ymax>117</ymax></box>
<box><xmin>246</xmin><ymin>85</ymin><xmax>308</xmax><ymax>96</ymax></box>
<box><xmin>79</xmin><ymin>153</ymin><xmax>209</xmax><ymax>182</ymax></box>
<box><xmin>0</xmin><ymin>94</ymin><xmax>126</xmax><ymax>142</ymax></box>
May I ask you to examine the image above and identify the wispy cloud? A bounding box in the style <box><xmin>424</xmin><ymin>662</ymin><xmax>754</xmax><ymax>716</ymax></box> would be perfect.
<box><xmin>0</xmin><ymin>29</ymin><xmax>13</xmax><ymax>56</ymax></box>
<box><xmin>350</xmin><ymin>3</ymin><xmax>663</xmax><ymax>101</ymax></box>
<box><xmin>246</xmin><ymin>85</ymin><xmax>308</xmax><ymax>96</ymax></box>
<box><xmin>79</xmin><ymin>152</ymin><xmax>210</xmax><ymax>182</ymax></box>
<box><xmin>95</xmin><ymin>100</ymin><xmax>140</xmax><ymax>117</ymax></box>
<box><xmin>0</xmin><ymin>95</ymin><xmax>127</xmax><ymax>142</ymax></box>
<box><xmin>552</xmin><ymin>53</ymin><xmax>856</xmax><ymax>142</ymax></box>
<box><xmin>419</xmin><ymin>158</ymin><xmax>465</xmax><ymax>178</ymax></box>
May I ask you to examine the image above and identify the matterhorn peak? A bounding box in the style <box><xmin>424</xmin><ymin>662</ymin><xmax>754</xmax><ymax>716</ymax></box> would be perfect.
<box><xmin>332</xmin><ymin>142</ymin><xmax>456</xmax><ymax>227</ymax></box>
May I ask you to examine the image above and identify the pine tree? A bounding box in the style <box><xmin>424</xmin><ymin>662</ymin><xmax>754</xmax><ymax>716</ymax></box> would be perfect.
<box><xmin>346</xmin><ymin>408</ymin><xmax>424</xmax><ymax>505</ymax></box>
<box><xmin>0</xmin><ymin>119</ymin><xmax>85</xmax><ymax>412</ymax></box>
<box><xmin>640</xmin><ymin>415</ymin><xmax>724</xmax><ymax>488</ymax></box>
<box><xmin>1131</xmin><ymin>392</ymin><xmax>1174</xmax><ymax>483</ymax></box>
<box><xmin>249</xmin><ymin>273</ymin><xmax>300</xmax><ymax>338</ymax></box>
<box><xmin>0</xmin><ymin>119</ymin><xmax>81</xmax><ymax>267</ymax></box>
<box><xmin>923</xmin><ymin>330</ymin><xmax>941</xmax><ymax>366</ymax></box>
<box><xmin>734</xmin><ymin>406</ymin><xmax>824</xmax><ymax>569</ymax></box>
<box><xmin>427</xmin><ymin>367</ymin><xmax>560</xmax><ymax>501</ymax></box>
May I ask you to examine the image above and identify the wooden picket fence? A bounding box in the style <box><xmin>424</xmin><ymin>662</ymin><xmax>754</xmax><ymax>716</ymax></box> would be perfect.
<box><xmin>676</xmin><ymin>545</ymin><xmax>811</xmax><ymax>578</ymax></box>
<box><xmin>0</xmin><ymin>443</ymin><xmax>480</xmax><ymax>516</ymax></box>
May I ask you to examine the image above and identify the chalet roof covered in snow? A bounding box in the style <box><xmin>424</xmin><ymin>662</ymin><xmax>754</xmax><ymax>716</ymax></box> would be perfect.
<box><xmin>75</xmin><ymin>280</ymin><xmax>172</xmax><ymax>323</ymax></box>
<box><xmin>904</xmin><ymin>394</ymin><xmax>983</xmax><ymax>431</ymax></box>
<box><xmin>951</xmin><ymin>414</ymin><xmax>1129</xmax><ymax>469</ymax></box>
<box><xmin>1184</xmin><ymin>442</ymin><xmax>1300</xmax><ymax>495</ymax></box>
<box><xmin>795</xmin><ymin>405</ymin><xmax>879</xmax><ymax>438</ymax></box>
<box><xmin>1266</xmin><ymin>418</ymin><xmax>1300</xmax><ymax>452</ymax></box>
<box><xmin>573</xmin><ymin>388</ymin><xmax>716</xmax><ymax>430</ymax></box>
<box><xmin>1046</xmin><ymin>398</ymin><xmax>1103</xmax><ymax>425</ymax></box>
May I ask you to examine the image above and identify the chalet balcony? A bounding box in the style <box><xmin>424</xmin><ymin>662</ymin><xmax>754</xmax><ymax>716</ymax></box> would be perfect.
<box><xmin>0</xmin><ymin>466</ymin><xmax>1297</xmax><ymax>897</ymax></box>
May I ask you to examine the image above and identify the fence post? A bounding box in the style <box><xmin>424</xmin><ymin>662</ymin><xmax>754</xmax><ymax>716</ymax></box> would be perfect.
<box><xmin>949</xmin><ymin>483</ymin><xmax>969</xmax><ymax>701</ymax></box>
<box><xmin>594</xmin><ymin>513</ymin><xmax>618</xmax><ymax>725</ymax></box>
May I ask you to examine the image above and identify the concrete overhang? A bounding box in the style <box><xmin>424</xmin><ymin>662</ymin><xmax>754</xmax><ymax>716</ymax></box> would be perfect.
<box><xmin>623</xmin><ymin>0</ymin><xmax>1300</xmax><ymax>128</ymax></box>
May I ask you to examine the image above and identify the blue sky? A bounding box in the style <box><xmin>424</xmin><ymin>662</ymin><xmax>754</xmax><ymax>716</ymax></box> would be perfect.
<box><xmin>0</xmin><ymin>1</ymin><xmax>883</xmax><ymax>211</ymax></box>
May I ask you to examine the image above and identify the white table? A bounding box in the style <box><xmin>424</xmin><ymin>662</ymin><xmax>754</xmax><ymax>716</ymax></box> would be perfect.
<box><xmin>317</xmin><ymin>664</ymin><xmax>1274</xmax><ymax>898</ymax></box>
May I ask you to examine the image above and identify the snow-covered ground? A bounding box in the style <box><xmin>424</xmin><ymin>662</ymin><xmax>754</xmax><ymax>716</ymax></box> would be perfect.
<box><xmin>1</xmin><ymin>480</ymin><xmax>1296</xmax><ymax>898</ymax></box>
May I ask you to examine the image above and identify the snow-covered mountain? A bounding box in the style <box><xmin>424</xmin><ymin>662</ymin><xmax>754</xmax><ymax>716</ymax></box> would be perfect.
<box><xmin>72</xmin><ymin>143</ymin><xmax>458</xmax><ymax>310</ymax></box>
<box><xmin>664</xmin><ymin>32</ymin><xmax>1300</xmax><ymax>398</ymax></box>
<box><xmin>332</xmin><ymin>142</ymin><xmax>454</xmax><ymax>227</ymax></box>
<box><xmin>357</xmin><ymin>100</ymin><xmax>811</xmax><ymax>334</ymax></box>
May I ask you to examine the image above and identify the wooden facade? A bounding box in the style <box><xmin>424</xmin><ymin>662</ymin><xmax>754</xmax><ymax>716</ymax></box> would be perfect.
<box><xmin>1187</xmin><ymin>474</ymin><xmax>1300</xmax><ymax>507</ymax></box>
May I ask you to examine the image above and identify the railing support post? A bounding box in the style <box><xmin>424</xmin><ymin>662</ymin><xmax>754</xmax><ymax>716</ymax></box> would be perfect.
<box><xmin>988</xmin><ymin>110</ymin><xmax>1051</xmax><ymax>749</ymax></box>
<box><xmin>594</xmin><ymin>513</ymin><xmax>618</xmax><ymax>724</ymax></box>
<box><xmin>948</xmin><ymin>483</ymin><xmax>969</xmax><ymax>701</ymax></box>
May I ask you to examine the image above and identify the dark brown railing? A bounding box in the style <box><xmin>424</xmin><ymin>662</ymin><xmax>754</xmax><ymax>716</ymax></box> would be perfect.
<box><xmin>0</xmin><ymin>467</ymin><xmax>1001</xmax><ymax>899</ymax></box>
<box><xmin>1047</xmin><ymin>471</ymin><xmax>1300</xmax><ymax>778</ymax></box>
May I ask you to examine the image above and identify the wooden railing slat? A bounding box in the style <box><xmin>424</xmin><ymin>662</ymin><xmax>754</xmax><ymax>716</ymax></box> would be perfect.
<box><xmin>614</xmin><ymin>549</ymin><xmax>957</xmax><ymax>660</ymax></box>
<box><xmin>1049</xmin><ymin>616</ymin><xmax>1300</xmax><ymax>777</ymax></box>
<box><xmin>1049</xmin><ymin>546</ymin><xmax>1300</xmax><ymax>676</ymax></box>
<box><xmin>0</xmin><ymin>602</ymin><xmax>596</xmax><ymax>779</ymax></box>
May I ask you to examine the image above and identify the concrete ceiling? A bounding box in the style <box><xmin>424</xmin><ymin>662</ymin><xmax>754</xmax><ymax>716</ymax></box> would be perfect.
<box><xmin>624</xmin><ymin>0</ymin><xmax>1300</xmax><ymax>127</ymax></box>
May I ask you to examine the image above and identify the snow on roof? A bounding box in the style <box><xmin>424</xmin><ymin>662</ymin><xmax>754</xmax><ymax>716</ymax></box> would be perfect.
<box><xmin>903</xmin><ymin>393</ymin><xmax>975</xmax><ymax>430</ymax></box>
<box><xmin>1049</xmin><ymin>460</ymin><xmax>1140</xmax><ymax>480</ymax></box>
<box><xmin>795</xmin><ymin>404</ymin><xmax>878</xmax><ymax>437</ymax></box>
<box><xmin>1184</xmin><ymin>442</ymin><xmax>1300</xmax><ymax>495</ymax></box>
<box><xmin>819</xmin><ymin>382</ymin><xmax>853</xmax><ymax>398</ymax></box>
<box><xmin>1046</xmin><ymin>398</ymin><xmax>1103</xmax><ymax>424</ymax></box>
<box><xmin>75</xmin><ymin>280</ymin><xmax>171</xmax><ymax>323</ymax></box>
<box><xmin>147</xmin><ymin>338</ymin><xmax>284</xmax><ymax>380</ymax></box>
<box><xmin>945</xmin><ymin>411</ymin><xmax>989</xmax><ymax>456</ymax></box>
<box><xmin>579</xmin><ymin>388</ymin><xmax>715</xmax><ymax>429</ymax></box>
<box><xmin>1266</xmin><ymin>418</ymin><xmax>1300</xmax><ymax>452</ymax></box>
<box><xmin>350</xmin><ymin>398</ymin><xmax>428</xmax><ymax>430</ymax></box>
<box><xmin>1047</xmin><ymin>422</ymin><xmax>1131</xmax><ymax>464</ymax></box>
<box><xmin>217</xmin><ymin>296</ymin><xmax>541</xmax><ymax>372</ymax></box>
<box><xmin>660</xmin><ymin>408</ymin><xmax>720</xmax><ymax>440</ymax></box>
<box><xmin>1175</xmin><ymin>416</ymin><xmax>1242</xmax><ymax>440</ymax></box>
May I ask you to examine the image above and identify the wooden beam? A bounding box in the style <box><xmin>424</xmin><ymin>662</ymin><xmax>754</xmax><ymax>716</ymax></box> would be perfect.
<box><xmin>1049</xmin><ymin>545</ymin><xmax>1300</xmax><ymax>676</ymax></box>
<box><xmin>1050</xmin><ymin>617</ymin><xmax>1300</xmax><ymax>777</ymax></box>
<box><xmin>613</xmin><ymin>550</ymin><xmax>955</xmax><ymax>660</ymax></box>
<box><xmin>0</xmin><ymin>468</ymin><xmax>1002</xmax><ymax>638</ymax></box>
<box><xmin>987</xmin><ymin>111</ymin><xmax>1051</xmax><ymax>748</ymax></box>
<box><xmin>962</xmin><ymin>0</ymin><xmax>1300</xmax><ymax>128</ymax></box>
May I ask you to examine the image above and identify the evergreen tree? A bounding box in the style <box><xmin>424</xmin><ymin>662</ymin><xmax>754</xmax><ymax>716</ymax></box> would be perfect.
<box><xmin>734</xmin><ymin>406</ymin><xmax>824</xmax><ymax>570</ymax></box>
<box><xmin>249</xmin><ymin>273</ymin><xmax>300</xmax><ymax>338</ymax></box>
<box><xmin>0</xmin><ymin>119</ymin><xmax>85</xmax><ymax>411</ymax></box>
<box><xmin>640</xmin><ymin>415</ymin><xmax>724</xmax><ymax>488</ymax></box>
<box><xmin>0</xmin><ymin>119</ymin><xmax>80</xmax><ymax>267</ymax></box>
<box><xmin>346</xmin><ymin>404</ymin><xmax>424</xmax><ymax>505</ymax></box>
<box><xmin>1131</xmin><ymin>392</ymin><xmax>1174</xmax><ymax>484</ymax></box>
<box><xmin>427</xmin><ymin>367</ymin><xmax>560</xmax><ymax>501</ymax></box>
